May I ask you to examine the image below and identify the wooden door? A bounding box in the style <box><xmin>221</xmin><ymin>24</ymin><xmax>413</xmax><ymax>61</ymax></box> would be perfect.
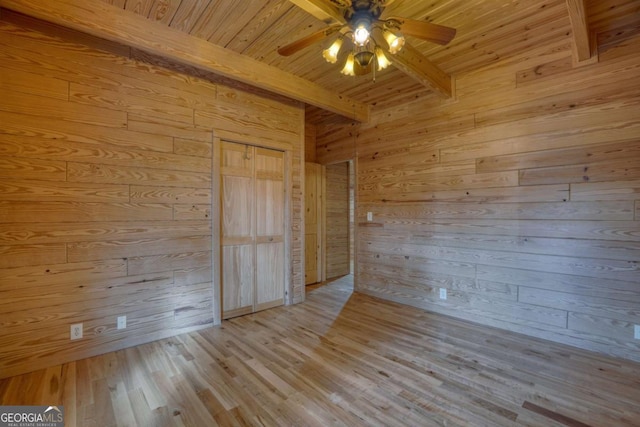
<box><xmin>304</xmin><ymin>162</ymin><xmax>324</xmax><ymax>285</ymax></box>
<box><xmin>325</xmin><ymin>162</ymin><xmax>350</xmax><ymax>279</ymax></box>
<box><xmin>220</xmin><ymin>142</ymin><xmax>285</xmax><ymax>319</ymax></box>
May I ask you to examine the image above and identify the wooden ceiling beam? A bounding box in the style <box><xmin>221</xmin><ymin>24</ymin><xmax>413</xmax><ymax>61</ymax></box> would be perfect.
<box><xmin>287</xmin><ymin>0</ymin><xmax>346</xmax><ymax>25</ymax></box>
<box><xmin>0</xmin><ymin>0</ymin><xmax>370</xmax><ymax>122</ymax></box>
<box><xmin>565</xmin><ymin>0</ymin><xmax>591</xmax><ymax>62</ymax></box>
<box><xmin>389</xmin><ymin>43</ymin><xmax>453</xmax><ymax>99</ymax></box>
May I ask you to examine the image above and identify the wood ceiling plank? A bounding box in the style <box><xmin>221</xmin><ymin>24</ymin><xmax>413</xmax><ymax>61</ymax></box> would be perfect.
<box><xmin>424</xmin><ymin>1</ymin><xmax>570</xmax><ymax>73</ymax></box>
<box><xmin>124</xmin><ymin>0</ymin><xmax>154</xmax><ymax>16</ymax></box>
<box><xmin>168</xmin><ymin>0</ymin><xmax>212</xmax><ymax>33</ymax></box>
<box><xmin>244</xmin><ymin>8</ymin><xmax>321</xmax><ymax>62</ymax></box>
<box><xmin>204</xmin><ymin>0</ymin><xmax>270</xmax><ymax>46</ymax></box>
<box><xmin>566</xmin><ymin>0</ymin><xmax>591</xmax><ymax>62</ymax></box>
<box><xmin>0</xmin><ymin>0</ymin><xmax>370</xmax><ymax>122</ymax></box>
<box><xmin>225</xmin><ymin>0</ymin><xmax>293</xmax><ymax>53</ymax></box>
<box><xmin>99</xmin><ymin>0</ymin><xmax>126</xmax><ymax>7</ymax></box>
<box><xmin>147</xmin><ymin>0</ymin><xmax>182</xmax><ymax>24</ymax></box>
<box><xmin>287</xmin><ymin>0</ymin><xmax>346</xmax><ymax>25</ymax></box>
<box><xmin>189</xmin><ymin>0</ymin><xmax>233</xmax><ymax>40</ymax></box>
<box><xmin>587</xmin><ymin>0</ymin><xmax>640</xmax><ymax>32</ymax></box>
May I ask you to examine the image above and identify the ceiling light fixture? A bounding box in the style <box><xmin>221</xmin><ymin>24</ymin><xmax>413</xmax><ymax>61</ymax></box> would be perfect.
<box><xmin>278</xmin><ymin>1</ymin><xmax>457</xmax><ymax>82</ymax></box>
<box><xmin>321</xmin><ymin>2</ymin><xmax>407</xmax><ymax>80</ymax></box>
<box><xmin>325</xmin><ymin>22</ymin><xmax>404</xmax><ymax>80</ymax></box>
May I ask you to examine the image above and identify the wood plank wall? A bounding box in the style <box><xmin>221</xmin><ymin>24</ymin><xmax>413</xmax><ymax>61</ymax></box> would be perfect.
<box><xmin>0</xmin><ymin>11</ymin><xmax>304</xmax><ymax>379</ymax></box>
<box><xmin>316</xmin><ymin>17</ymin><xmax>640</xmax><ymax>362</ymax></box>
<box><xmin>305</xmin><ymin>124</ymin><xmax>317</xmax><ymax>163</ymax></box>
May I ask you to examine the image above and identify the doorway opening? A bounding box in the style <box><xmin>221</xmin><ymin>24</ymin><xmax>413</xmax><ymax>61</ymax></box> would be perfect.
<box><xmin>304</xmin><ymin>160</ymin><xmax>355</xmax><ymax>286</ymax></box>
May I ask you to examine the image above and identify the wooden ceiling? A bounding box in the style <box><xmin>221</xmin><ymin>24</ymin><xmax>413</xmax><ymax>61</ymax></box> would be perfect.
<box><xmin>8</xmin><ymin>0</ymin><xmax>640</xmax><ymax>123</ymax></box>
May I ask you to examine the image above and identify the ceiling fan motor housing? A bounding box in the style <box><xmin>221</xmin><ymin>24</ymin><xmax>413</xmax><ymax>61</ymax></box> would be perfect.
<box><xmin>345</xmin><ymin>0</ymin><xmax>384</xmax><ymax>23</ymax></box>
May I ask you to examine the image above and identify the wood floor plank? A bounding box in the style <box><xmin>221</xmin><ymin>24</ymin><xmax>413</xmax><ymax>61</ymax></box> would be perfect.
<box><xmin>1</xmin><ymin>275</ymin><xmax>640</xmax><ymax>426</ymax></box>
<box><xmin>522</xmin><ymin>401</ymin><xmax>593</xmax><ymax>427</ymax></box>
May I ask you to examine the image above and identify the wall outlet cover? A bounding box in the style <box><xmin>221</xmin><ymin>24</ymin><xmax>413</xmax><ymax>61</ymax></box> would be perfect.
<box><xmin>439</xmin><ymin>288</ymin><xmax>447</xmax><ymax>300</ymax></box>
<box><xmin>367</xmin><ymin>212</ymin><xmax>373</xmax><ymax>221</ymax></box>
<box><xmin>634</xmin><ymin>325</ymin><xmax>640</xmax><ymax>340</ymax></box>
<box><xmin>70</xmin><ymin>323</ymin><xmax>83</xmax><ymax>340</ymax></box>
<box><xmin>117</xmin><ymin>315</ymin><xmax>127</xmax><ymax>330</ymax></box>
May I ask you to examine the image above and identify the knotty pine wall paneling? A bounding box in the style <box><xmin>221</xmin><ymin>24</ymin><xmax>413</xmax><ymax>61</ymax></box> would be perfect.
<box><xmin>317</xmin><ymin>22</ymin><xmax>640</xmax><ymax>362</ymax></box>
<box><xmin>305</xmin><ymin>124</ymin><xmax>317</xmax><ymax>163</ymax></box>
<box><xmin>0</xmin><ymin>12</ymin><xmax>304</xmax><ymax>378</ymax></box>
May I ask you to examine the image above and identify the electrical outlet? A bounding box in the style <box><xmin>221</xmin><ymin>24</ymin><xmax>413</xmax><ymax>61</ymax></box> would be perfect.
<box><xmin>70</xmin><ymin>323</ymin><xmax>83</xmax><ymax>340</ymax></box>
<box><xmin>117</xmin><ymin>315</ymin><xmax>127</xmax><ymax>330</ymax></box>
<box><xmin>367</xmin><ymin>211</ymin><xmax>373</xmax><ymax>221</ymax></box>
<box><xmin>439</xmin><ymin>288</ymin><xmax>447</xmax><ymax>300</ymax></box>
<box><xmin>634</xmin><ymin>325</ymin><xmax>640</xmax><ymax>340</ymax></box>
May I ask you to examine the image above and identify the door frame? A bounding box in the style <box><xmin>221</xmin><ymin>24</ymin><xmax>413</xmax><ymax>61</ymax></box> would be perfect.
<box><xmin>212</xmin><ymin>136</ymin><xmax>293</xmax><ymax>324</ymax></box>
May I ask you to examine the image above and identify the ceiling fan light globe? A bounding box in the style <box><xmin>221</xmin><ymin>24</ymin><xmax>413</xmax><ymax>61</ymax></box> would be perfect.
<box><xmin>383</xmin><ymin>29</ymin><xmax>405</xmax><ymax>54</ymax></box>
<box><xmin>354</xmin><ymin>26</ymin><xmax>370</xmax><ymax>45</ymax></box>
<box><xmin>375</xmin><ymin>47</ymin><xmax>391</xmax><ymax>70</ymax></box>
<box><xmin>341</xmin><ymin>52</ymin><xmax>356</xmax><ymax>76</ymax></box>
<box><xmin>322</xmin><ymin>37</ymin><xmax>343</xmax><ymax>63</ymax></box>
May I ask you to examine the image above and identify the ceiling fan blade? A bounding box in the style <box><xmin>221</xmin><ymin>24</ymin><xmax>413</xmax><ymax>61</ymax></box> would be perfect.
<box><xmin>387</xmin><ymin>17</ymin><xmax>456</xmax><ymax>45</ymax></box>
<box><xmin>278</xmin><ymin>26</ymin><xmax>341</xmax><ymax>56</ymax></box>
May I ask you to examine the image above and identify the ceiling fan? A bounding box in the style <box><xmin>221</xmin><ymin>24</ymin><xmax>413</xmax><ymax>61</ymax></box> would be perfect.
<box><xmin>278</xmin><ymin>0</ymin><xmax>456</xmax><ymax>77</ymax></box>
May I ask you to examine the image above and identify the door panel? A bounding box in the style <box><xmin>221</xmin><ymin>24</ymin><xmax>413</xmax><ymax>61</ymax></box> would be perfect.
<box><xmin>222</xmin><ymin>175</ymin><xmax>253</xmax><ymax>239</ymax></box>
<box><xmin>256</xmin><ymin>178</ymin><xmax>284</xmax><ymax>236</ymax></box>
<box><xmin>256</xmin><ymin>147</ymin><xmax>284</xmax><ymax>179</ymax></box>
<box><xmin>222</xmin><ymin>141</ymin><xmax>252</xmax><ymax>175</ymax></box>
<box><xmin>222</xmin><ymin>245</ymin><xmax>253</xmax><ymax>319</ymax></box>
<box><xmin>256</xmin><ymin>242</ymin><xmax>284</xmax><ymax>310</ymax></box>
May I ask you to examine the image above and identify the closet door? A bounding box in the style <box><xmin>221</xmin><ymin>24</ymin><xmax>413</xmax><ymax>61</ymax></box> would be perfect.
<box><xmin>221</xmin><ymin>142</ymin><xmax>254</xmax><ymax>319</ymax></box>
<box><xmin>220</xmin><ymin>142</ymin><xmax>285</xmax><ymax>319</ymax></box>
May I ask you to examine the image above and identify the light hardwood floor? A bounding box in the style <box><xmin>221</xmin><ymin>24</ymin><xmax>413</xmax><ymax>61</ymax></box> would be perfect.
<box><xmin>2</xmin><ymin>275</ymin><xmax>639</xmax><ymax>426</ymax></box>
